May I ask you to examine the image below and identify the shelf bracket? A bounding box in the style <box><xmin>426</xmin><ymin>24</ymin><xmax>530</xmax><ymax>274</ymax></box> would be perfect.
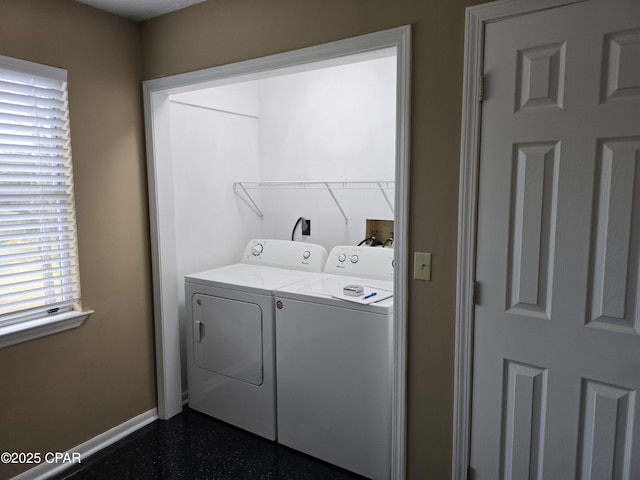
<box><xmin>324</xmin><ymin>182</ymin><xmax>349</xmax><ymax>224</ymax></box>
<box><xmin>234</xmin><ymin>182</ymin><xmax>264</xmax><ymax>219</ymax></box>
<box><xmin>378</xmin><ymin>181</ymin><xmax>395</xmax><ymax>216</ymax></box>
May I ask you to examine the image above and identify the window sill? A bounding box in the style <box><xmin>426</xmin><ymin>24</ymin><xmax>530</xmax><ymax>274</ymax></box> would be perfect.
<box><xmin>0</xmin><ymin>310</ymin><xmax>94</xmax><ymax>349</ymax></box>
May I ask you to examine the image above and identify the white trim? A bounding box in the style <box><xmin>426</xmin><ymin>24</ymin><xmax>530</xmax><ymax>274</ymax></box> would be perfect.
<box><xmin>143</xmin><ymin>86</ymin><xmax>183</xmax><ymax>421</ymax></box>
<box><xmin>391</xmin><ymin>25</ymin><xmax>411</xmax><ymax>480</ymax></box>
<box><xmin>143</xmin><ymin>34</ymin><xmax>402</xmax><ymax>94</ymax></box>
<box><xmin>0</xmin><ymin>310</ymin><xmax>93</xmax><ymax>349</ymax></box>
<box><xmin>144</xmin><ymin>25</ymin><xmax>411</xmax><ymax>480</ymax></box>
<box><xmin>12</xmin><ymin>408</ymin><xmax>158</xmax><ymax>480</ymax></box>
<box><xmin>453</xmin><ymin>1</ymin><xmax>586</xmax><ymax>479</ymax></box>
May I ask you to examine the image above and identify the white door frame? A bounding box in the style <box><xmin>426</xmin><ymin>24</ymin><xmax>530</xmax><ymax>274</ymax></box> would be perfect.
<box><xmin>452</xmin><ymin>1</ymin><xmax>586</xmax><ymax>478</ymax></box>
<box><xmin>143</xmin><ymin>26</ymin><xmax>411</xmax><ymax>480</ymax></box>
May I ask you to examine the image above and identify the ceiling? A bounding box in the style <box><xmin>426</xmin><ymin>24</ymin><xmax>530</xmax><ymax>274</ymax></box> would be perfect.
<box><xmin>74</xmin><ymin>0</ymin><xmax>206</xmax><ymax>22</ymax></box>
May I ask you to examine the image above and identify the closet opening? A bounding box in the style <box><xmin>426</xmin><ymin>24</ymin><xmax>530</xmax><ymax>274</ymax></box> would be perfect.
<box><xmin>143</xmin><ymin>25</ymin><xmax>410</xmax><ymax>479</ymax></box>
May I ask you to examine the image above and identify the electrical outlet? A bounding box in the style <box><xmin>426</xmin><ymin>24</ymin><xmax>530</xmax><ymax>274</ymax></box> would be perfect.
<box><xmin>302</xmin><ymin>218</ymin><xmax>311</xmax><ymax>236</ymax></box>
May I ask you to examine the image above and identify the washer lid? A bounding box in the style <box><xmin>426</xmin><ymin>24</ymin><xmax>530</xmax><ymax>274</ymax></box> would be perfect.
<box><xmin>185</xmin><ymin>263</ymin><xmax>320</xmax><ymax>293</ymax></box>
<box><xmin>277</xmin><ymin>273</ymin><xmax>394</xmax><ymax>313</ymax></box>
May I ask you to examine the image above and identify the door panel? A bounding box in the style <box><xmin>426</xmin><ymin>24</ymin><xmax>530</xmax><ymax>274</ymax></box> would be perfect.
<box><xmin>501</xmin><ymin>361</ymin><xmax>547</xmax><ymax>480</ymax></box>
<box><xmin>507</xmin><ymin>141</ymin><xmax>559</xmax><ymax>319</ymax></box>
<box><xmin>588</xmin><ymin>139</ymin><xmax>640</xmax><ymax>335</ymax></box>
<box><xmin>578</xmin><ymin>379</ymin><xmax>636</xmax><ymax>479</ymax></box>
<box><xmin>470</xmin><ymin>1</ymin><xmax>640</xmax><ymax>478</ymax></box>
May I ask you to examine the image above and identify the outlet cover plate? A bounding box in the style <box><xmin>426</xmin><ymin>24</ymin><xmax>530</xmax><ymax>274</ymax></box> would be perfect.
<box><xmin>302</xmin><ymin>219</ymin><xmax>311</xmax><ymax>236</ymax></box>
<box><xmin>413</xmin><ymin>252</ymin><xmax>432</xmax><ymax>281</ymax></box>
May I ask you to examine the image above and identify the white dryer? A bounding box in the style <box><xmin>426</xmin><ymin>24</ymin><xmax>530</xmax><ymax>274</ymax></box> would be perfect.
<box><xmin>185</xmin><ymin>239</ymin><xmax>328</xmax><ymax>441</ymax></box>
<box><xmin>275</xmin><ymin>246</ymin><xmax>394</xmax><ymax>480</ymax></box>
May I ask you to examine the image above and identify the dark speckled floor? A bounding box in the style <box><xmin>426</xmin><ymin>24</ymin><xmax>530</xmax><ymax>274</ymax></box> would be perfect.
<box><xmin>50</xmin><ymin>407</ymin><xmax>367</xmax><ymax>480</ymax></box>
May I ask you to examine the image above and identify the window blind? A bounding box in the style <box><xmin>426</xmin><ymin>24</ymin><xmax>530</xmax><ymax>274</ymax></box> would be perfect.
<box><xmin>0</xmin><ymin>57</ymin><xmax>81</xmax><ymax>325</ymax></box>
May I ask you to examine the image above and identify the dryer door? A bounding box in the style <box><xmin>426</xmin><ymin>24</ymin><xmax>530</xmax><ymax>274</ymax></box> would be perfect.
<box><xmin>192</xmin><ymin>294</ymin><xmax>263</xmax><ymax>386</ymax></box>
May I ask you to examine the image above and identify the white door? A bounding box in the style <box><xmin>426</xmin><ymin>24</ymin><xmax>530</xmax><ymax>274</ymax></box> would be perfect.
<box><xmin>470</xmin><ymin>0</ymin><xmax>640</xmax><ymax>478</ymax></box>
<box><xmin>192</xmin><ymin>294</ymin><xmax>263</xmax><ymax>385</ymax></box>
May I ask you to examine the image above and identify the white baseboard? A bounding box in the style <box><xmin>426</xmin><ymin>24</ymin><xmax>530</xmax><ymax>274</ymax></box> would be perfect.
<box><xmin>12</xmin><ymin>408</ymin><xmax>158</xmax><ymax>480</ymax></box>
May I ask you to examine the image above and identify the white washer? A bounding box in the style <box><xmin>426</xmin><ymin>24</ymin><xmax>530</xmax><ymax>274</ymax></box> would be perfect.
<box><xmin>275</xmin><ymin>246</ymin><xmax>394</xmax><ymax>480</ymax></box>
<box><xmin>185</xmin><ymin>239</ymin><xmax>328</xmax><ymax>441</ymax></box>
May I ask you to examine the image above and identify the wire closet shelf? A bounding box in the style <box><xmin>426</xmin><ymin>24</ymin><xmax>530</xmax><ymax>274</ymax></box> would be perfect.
<box><xmin>233</xmin><ymin>180</ymin><xmax>395</xmax><ymax>222</ymax></box>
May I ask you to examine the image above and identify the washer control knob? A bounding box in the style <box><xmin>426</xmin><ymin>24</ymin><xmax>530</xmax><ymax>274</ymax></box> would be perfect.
<box><xmin>303</xmin><ymin>250</ymin><xmax>311</xmax><ymax>259</ymax></box>
<box><xmin>350</xmin><ymin>254</ymin><xmax>359</xmax><ymax>264</ymax></box>
<box><xmin>338</xmin><ymin>253</ymin><xmax>347</xmax><ymax>263</ymax></box>
<box><xmin>251</xmin><ymin>243</ymin><xmax>264</xmax><ymax>256</ymax></box>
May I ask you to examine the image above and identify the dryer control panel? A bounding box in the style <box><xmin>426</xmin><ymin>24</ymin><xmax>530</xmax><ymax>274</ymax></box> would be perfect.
<box><xmin>324</xmin><ymin>245</ymin><xmax>394</xmax><ymax>281</ymax></box>
<box><xmin>241</xmin><ymin>238</ymin><xmax>328</xmax><ymax>272</ymax></box>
